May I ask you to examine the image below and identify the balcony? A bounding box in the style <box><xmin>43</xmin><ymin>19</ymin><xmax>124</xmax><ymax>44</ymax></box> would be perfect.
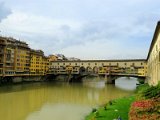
<box><xmin>6</xmin><ymin>61</ymin><xmax>13</xmax><ymax>63</ymax></box>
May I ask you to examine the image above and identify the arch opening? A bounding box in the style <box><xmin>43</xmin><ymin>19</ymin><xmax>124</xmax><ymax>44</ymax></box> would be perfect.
<box><xmin>93</xmin><ymin>66</ymin><xmax>98</xmax><ymax>74</ymax></box>
<box><xmin>86</xmin><ymin>66</ymin><xmax>92</xmax><ymax>74</ymax></box>
<box><xmin>79</xmin><ymin>67</ymin><xmax>86</xmax><ymax>75</ymax></box>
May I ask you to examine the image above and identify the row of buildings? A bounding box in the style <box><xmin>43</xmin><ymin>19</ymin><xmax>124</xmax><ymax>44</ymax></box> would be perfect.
<box><xmin>0</xmin><ymin>37</ymin><xmax>49</xmax><ymax>76</ymax></box>
<box><xmin>0</xmin><ymin>36</ymin><xmax>147</xmax><ymax>78</ymax></box>
<box><xmin>0</xmin><ymin>36</ymin><xmax>81</xmax><ymax>77</ymax></box>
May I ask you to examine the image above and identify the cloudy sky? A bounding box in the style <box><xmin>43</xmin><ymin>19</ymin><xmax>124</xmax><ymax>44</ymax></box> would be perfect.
<box><xmin>0</xmin><ymin>0</ymin><xmax>160</xmax><ymax>59</ymax></box>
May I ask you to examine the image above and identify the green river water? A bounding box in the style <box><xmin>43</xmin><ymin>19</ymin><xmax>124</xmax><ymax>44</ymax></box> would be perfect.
<box><xmin>0</xmin><ymin>77</ymin><xmax>138</xmax><ymax>120</ymax></box>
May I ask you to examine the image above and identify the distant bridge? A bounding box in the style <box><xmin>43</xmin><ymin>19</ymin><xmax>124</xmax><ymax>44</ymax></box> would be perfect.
<box><xmin>48</xmin><ymin>59</ymin><xmax>147</xmax><ymax>83</ymax></box>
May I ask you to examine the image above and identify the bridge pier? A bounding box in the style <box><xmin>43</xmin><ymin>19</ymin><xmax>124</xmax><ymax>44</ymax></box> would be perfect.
<box><xmin>54</xmin><ymin>75</ymin><xmax>71</xmax><ymax>82</ymax></box>
<box><xmin>106</xmin><ymin>76</ymin><xmax>117</xmax><ymax>84</ymax></box>
<box><xmin>12</xmin><ymin>77</ymin><xmax>23</xmax><ymax>83</ymax></box>
<box><xmin>52</xmin><ymin>74</ymin><xmax>87</xmax><ymax>83</ymax></box>
<box><xmin>23</xmin><ymin>76</ymin><xmax>44</xmax><ymax>82</ymax></box>
<box><xmin>0</xmin><ymin>76</ymin><xmax>13</xmax><ymax>84</ymax></box>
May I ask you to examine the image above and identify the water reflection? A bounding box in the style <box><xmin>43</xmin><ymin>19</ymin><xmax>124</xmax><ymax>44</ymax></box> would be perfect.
<box><xmin>26</xmin><ymin>104</ymin><xmax>91</xmax><ymax>120</ymax></box>
<box><xmin>115</xmin><ymin>77</ymin><xmax>139</xmax><ymax>91</ymax></box>
<box><xmin>0</xmin><ymin>77</ymin><xmax>137</xmax><ymax>120</ymax></box>
<box><xmin>83</xmin><ymin>81</ymin><xmax>106</xmax><ymax>89</ymax></box>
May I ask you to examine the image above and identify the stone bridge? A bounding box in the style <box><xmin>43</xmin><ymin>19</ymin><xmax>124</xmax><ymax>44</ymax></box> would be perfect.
<box><xmin>48</xmin><ymin>59</ymin><xmax>147</xmax><ymax>83</ymax></box>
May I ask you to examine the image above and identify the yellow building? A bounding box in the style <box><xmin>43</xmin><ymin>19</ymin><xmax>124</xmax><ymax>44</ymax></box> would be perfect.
<box><xmin>147</xmin><ymin>21</ymin><xmax>160</xmax><ymax>85</ymax></box>
<box><xmin>0</xmin><ymin>38</ymin><xmax>15</xmax><ymax>75</ymax></box>
<box><xmin>98</xmin><ymin>66</ymin><xmax>107</xmax><ymax>75</ymax></box>
<box><xmin>138</xmin><ymin>68</ymin><xmax>146</xmax><ymax>77</ymax></box>
<box><xmin>30</xmin><ymin>50</ymin><xmax>49</xmax><ymax>75</ymax></box>
<box><xmin>42</xmin><ymin>56</ymin><xmax>49</xmax><ymax>74</ymax></box>
<box><xmin>0</xmin><ymin>37</ymin><xmax>50</xmax><ymax>77</ymax></box>
<box><xmin>138</xmin><ymin>63</ymin><xmax>147</xmax><ymax>77</ymax></box>
<box><xmin>0</xmin><ymin>37</ymin><xmax>30</xmax><ymax>76</ymax></box>
<box><xmin>48</xmin><ymin>54</ymin><xmax>58</xmax><ymax>62</ymax></box>
<box><xmin>0</xmin><ymin>37</ymin><xmax>6</xmax><ymax>76</ymax></box>
<box><xmin>14</xmin><ymin>40</ymin><xmax>30</xmax><ymax>75</ymax></box>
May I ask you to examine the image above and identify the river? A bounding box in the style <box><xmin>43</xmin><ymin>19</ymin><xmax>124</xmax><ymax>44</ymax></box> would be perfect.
<box><xmin>0</xmin><ymin>77</ymin><xmax>139</xmax><ymax>120</ymax></box>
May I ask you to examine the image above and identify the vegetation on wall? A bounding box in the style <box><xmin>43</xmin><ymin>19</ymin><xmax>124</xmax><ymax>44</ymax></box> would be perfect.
<box><xmin>129</xmin><ymin>82</ymin><xmax>160</xmax><ymax>120</ymax></box>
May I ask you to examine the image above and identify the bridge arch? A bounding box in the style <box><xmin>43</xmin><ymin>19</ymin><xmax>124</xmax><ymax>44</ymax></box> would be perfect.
<box><xmin>106</xmin><ymin>76</ymin><xmax>145</xmax><ymax>84</ymax></box>
<box><xmin>79</xmin><ymin>66</ymin><xmax>86</xmax><ymax>75</ymax></box>
<box><xmin>114</xmin><ymin>77</ymin><xmax>144</xmax><ymax>90</ymax></box>
<box><xmin>86</xmin><ymin>66</ymin><xmax>93</xmax><ymax>73</ymax></box>
<box><xmin>93</xmin><ymin>66</ymin><xmax>98</xmax><ymax>74</ymax></box>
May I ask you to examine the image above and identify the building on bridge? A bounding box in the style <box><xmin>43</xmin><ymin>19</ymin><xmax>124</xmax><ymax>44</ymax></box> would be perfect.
<box><xmin>48</xmin><ymin>59</ymin><xmax>147</xmax><ymax>77</ymax></box>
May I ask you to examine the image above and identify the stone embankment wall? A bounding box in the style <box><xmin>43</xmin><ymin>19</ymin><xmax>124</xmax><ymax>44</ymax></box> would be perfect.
<box><xmin>147</xmin><ymin>21</ymin><xmax>160</xmax><ymax>85</ymax></box>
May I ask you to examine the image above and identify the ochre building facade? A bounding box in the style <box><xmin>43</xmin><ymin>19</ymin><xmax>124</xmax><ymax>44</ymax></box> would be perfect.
<box><xmin>0</xmin><ymin>37</ymin><xmax>49</xmax><ymax>77</ymax></box>
<box><xmin>147</xmin><ymin>21</ymin><xmax>160</xmax><ymax>85</ymax></box>
<box><xmin>30</xmin><ymin>49</ymin><xmax>49</xmax><ymax>75</ymax></box>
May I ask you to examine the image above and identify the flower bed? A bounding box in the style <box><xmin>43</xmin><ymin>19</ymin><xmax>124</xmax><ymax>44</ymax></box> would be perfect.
<box><xmin>129</xmin><ymin>98</ymin><xmax>160</xmax><ymax>120</ymax></box>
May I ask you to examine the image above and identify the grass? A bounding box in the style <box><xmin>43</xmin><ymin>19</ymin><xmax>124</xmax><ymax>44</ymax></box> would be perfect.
<box><xmin>85</xmin><ymin>96</ymin><xmax>135</xmax><ymax>120</ymax></box>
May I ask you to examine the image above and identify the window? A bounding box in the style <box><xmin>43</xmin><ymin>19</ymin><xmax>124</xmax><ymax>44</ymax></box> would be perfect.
<box><xmin>156</xmin><ymin>45</ymin><xmax>158</xmax><ymax>51</ymax></box>
<box><xmin>124</xmin><ymin>63</ymin><xmax>127</xmax><ymax>65</ymax></box>
<box><xmin>75</xmin><ymin>63</ymin><xmax>77</xmax><ymax>66</ymax></box>
<box><xmin>81</xmin><ymin>63</ymin><xmax>83</xmax><ymax>65</ymax></box>
<box><xmin>95</xmin><ymin>63</ymin><xmax>97</xmax><ymax>65</ymax></box>
<box><xmin>63</xmin><ymin>63</ymin><xmax>65</xmax><ymax>65</ymax></box>
<box><xmin>117</xmin><ymin>63</ymin><xmax>119</xmax><ymax>66</ymax></box>
<box><xmin>141</xmin><ymin>63</ymin><xmax>143</xmax><ymax>65</ymax></box>
<box><xmin>99</xmin><ymin>67</ymin><xmax>102</xmax><ymax>70</ymax></box>
<box><xmin>88</xmin><ymin>63</ymin><xmax>90</xmax><ymax>65</ymax></box>
<box><xmin>159</xmin><ymin>51</ymin><xmax>160</xmax><ymax>62</ymax></box>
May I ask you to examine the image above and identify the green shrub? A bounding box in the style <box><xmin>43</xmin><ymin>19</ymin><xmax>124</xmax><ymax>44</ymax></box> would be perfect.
<box><xmin>137</xmin><ymin>79</ymin><xmax>145</xmax><ymax>84</ymax></box>
<box><xmin>136</xmin><ymin>82</ymin><xmax>160</xmax><ymax>99</ymax></box>
<box><xmin>142</xmin><ymin>83</ymin><xmax>160</xmax><ymax>99</ymax></box>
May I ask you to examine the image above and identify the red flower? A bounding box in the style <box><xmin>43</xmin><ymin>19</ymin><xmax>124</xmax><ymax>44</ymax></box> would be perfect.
<box><xmin>129</xmin><ymin>98</ymin><xmax>160</xmax><ymax>120</ymax></box>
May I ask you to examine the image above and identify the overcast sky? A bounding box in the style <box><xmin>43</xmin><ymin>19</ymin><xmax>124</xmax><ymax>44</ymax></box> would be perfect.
<box><xmin>0</xmin><ymin>0</ymin><xmax>160</xmax><ymax>59</ymax></box>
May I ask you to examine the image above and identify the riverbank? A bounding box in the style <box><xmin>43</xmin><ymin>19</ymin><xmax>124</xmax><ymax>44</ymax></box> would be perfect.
<box><xmin>85</xmin><ymin>83</ymin><xmax>160</xmax><ymax>120</ymax></box>
<box><xmin>85</xmin><ymin>96</ymin><xmax>135</xmax><ymax>120</ymax></box>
